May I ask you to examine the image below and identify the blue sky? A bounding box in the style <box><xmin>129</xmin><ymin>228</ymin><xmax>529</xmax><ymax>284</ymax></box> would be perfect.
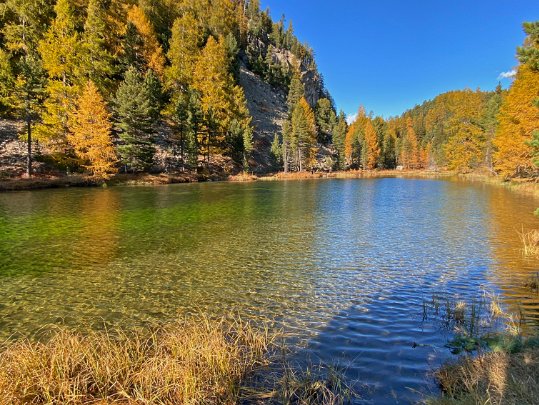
<box><xmin>260</xmin><ymin>0</ymin><xmax>539</xmax><ymax>119</ymax></box>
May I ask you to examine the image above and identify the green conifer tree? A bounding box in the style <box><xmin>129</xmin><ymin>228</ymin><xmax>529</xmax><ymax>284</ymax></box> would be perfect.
<box><xmin>114</xmin><ymin>67</ymin><xmax>156</xmax><ymax>171</ymax></box>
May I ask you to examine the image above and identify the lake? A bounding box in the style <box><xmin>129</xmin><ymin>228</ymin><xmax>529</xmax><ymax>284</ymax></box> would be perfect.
<box><xmin>0</xmin><ymin>178</ymin><xmax>538</xmax><ymax>403</ymax></box>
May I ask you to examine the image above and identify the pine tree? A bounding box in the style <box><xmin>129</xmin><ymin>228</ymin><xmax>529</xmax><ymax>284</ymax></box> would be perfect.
<box><xmin>517</xmin><ymin>22</ymin><xmax>539</xmax><ymax>71</ymax></box>
<box><xmin>121</xmin><ymin>21</ymin><xmax>145</xmax><ymax>72</ymax></box>
<box><xmin>68</xmin><ymin>81</ymin><xmax>117</xmax><ymax>179</ymax></box>
<box><xmin>114</xmin><ymin>67</ymin><xmax>156</xmax><ymax>171</ymax></box>
<box><xmin>315</xmin><ymin>97</ymin><xmax>336</xmax><ymax>145</ymax></box>
<box><xmin>78</xmin><ymin>0</ymin><xmax>114</xmax><ymax>95</ymax></box>
<box><xmin>144</xmin><ymin>68</ymin><xmax>163</xmax><ymax>121</ymax></box>
<box><xmin>270</xmin><ymin>133</ymin><xmax>282</xmax><ymax>169</ymax></box>
<box><xmin>287</xmin><ymin>67</ymin><xmax>304</xmax><ymax>114</ymax></box>
<box><xmin>332</xmin><ymin>111</ymin><xmax>348</xmax><ymax>170</ymax></box>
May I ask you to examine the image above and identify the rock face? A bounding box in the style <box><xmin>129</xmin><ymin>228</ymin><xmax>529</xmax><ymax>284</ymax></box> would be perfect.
<box><xmin>268</xmin><ymin>48</ymin><xmax>323</xmax><ymax>108</ymax></box>
<box><xmin>239</xmin><ymin>48</ymin><xmax>325</xmax><ymax>173</ymax></box>
<box><xmin>0</xmin><ymin>120</ymin><xmax>29</xmax><ymax>177</ymax></box>
<box><xmin>239</xmin><ymin>63</ymin><xmax>287</xmax><ymax>173</ymax></box>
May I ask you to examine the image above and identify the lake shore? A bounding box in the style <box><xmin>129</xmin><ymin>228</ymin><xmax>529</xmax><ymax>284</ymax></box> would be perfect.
<box><xmin>2</xmin><ymin>169</ymin><xmax>539</xmax><ymax>201</ymax></box>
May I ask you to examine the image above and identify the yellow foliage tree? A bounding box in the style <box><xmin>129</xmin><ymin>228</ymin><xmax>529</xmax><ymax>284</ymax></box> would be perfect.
<box><xmin>444</xmin><ymin>123</ymin><xmax>485</xmax><ymax>172</ymax></box>
<box><xmin>166</xmin><ymin>13</ymin><xmax>203</xmax><ymax>89</ymax></box>
<box><xmin>36</xmin><ymin>0</ymin><xmax>80</xmax><ymax>159</ymax></box>
<box><xmin>344</xmin><ymin>107</ymin><xmax>367</xmax><ymax>167</ymax></box>
<box><xmin>291</xmin><ymin>97</ymin><xmax>317</xmax><ymax>171</ymax></box>
<box><xmin>493</xmin><ymin>64</ymin><xmax>539</xmax><ymax>178</ymax></box>
<box><xmin>127</xmin><ymin>5</ymin><xmax>166</xmax><ymax>77</ymax></box>
<box><xmin>68</xmin><ymin>81</ymin><xmax>117</xmax><ymax>179</ymax></box>
<box><xmin>192</xmin><ymin>36</ymin><xmax>232</xmax><ymax>156</ymax></box>
<box><xmin>401</xmin><ymin>116</ymin><xmax>419</xmax><ymax>169</ymax></box>
<box><xmin>363</xmin><ymin>119</ymin><xmax>380</xmax><ymax>170</ymax></box>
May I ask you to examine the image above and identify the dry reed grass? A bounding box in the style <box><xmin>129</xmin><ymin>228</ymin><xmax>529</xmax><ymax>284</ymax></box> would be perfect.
<box><xmin>519</xmin><ymin>228</ymin><xmax>539</xmax><ymax>257</ymax></box>
<box><xmin>0</xmin><ymin>316</ymin><xmax>273</xmax><ymax>404</ymax></box>
<box><xmin>428</xmin><ymin>348</ymin><xmax>539</xmax><ymax>405</ymax></box>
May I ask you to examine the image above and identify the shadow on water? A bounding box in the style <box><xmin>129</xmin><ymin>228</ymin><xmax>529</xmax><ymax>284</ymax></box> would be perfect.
<box><xmin>288</xmin><ymin>263</ymin><xmax>494</xmax><ymax>404</ymax></box>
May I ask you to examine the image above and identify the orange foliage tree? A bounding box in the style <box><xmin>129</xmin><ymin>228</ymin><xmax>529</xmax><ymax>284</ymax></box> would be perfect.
<box><xmin>401</xmin><ymin>116</ymin><xmax>419</xmax><ymax>169</ymax></box>
<box><xmin>494</xmin><ymin>64</ymin><xmax>539</xmax><ymax>178</ymax></box>
<box><xmin>68</xmin><ymin>81</ymin><xmax>117</xmax><ymax>179</ymax></box>
<box><xmin>363</xmin><ymin>119</ymin><xmax>380</xmax><ymax>169</ymax></box>
<box><xmin>127</xmin><ymin>5</ymin><xmax>166</xmax><ymax>77</ymax></box>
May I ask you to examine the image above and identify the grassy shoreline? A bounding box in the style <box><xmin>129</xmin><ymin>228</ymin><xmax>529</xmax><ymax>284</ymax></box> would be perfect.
<box><xmin>3</xmin><ymin>168</ymin><xmax>539</xmax><ymax>198</ymax></box>
<box><xmin>0</xmin><ymin>316</ymin><xmax>355</xmax><ymax>404</ymax></box>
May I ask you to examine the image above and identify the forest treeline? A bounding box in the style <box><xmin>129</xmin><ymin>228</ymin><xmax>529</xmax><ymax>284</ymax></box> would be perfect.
<box><xmin>0</xmin><ymin>0</ymin><xmax>333</xmax><ymax>178</ymax></box>
<box><xmin>309</xmin><ymin>21</ymin><xmax>538</xmax><ymax>180</ymax></box>
<box><xmin>0</xmin><ymin>0</ymin><xmax>537</xmax><ymax>181</ymax></box>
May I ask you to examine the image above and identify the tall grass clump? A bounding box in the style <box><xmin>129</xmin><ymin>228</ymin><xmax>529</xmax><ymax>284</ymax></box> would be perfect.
<box><xmin>519</xmin><ymin>228</ymin><xmax>539</xmax><ymax>257</ymax></box>
<box><xmin>0</xmin><ymin>316</ymin><xmax>274</xmax><ymax>404</ymax></box>
<box><xmin>424</xmin><ymin>290</ymin><xmax>539</xmax><ymax>405</ymax></box>
<box><xmin>428</xmin><ymin>345</ymin><xmax>539</xmax><ymax>405</ymax></box>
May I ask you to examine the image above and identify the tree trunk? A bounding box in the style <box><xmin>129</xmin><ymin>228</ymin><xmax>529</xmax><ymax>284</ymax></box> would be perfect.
<box><xmin>26</xmin><ymin>119</ymin><xmax>32</xmax><ymax>177</ymax></box>
<box><xmin>283</xmin><ymin>143</ymin><xmax>288</xmax><ymax>173</ymax></box>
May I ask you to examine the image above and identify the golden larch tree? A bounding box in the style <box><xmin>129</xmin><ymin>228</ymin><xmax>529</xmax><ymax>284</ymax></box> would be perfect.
<box><xmin>68</xmin><ymin>81</ymin><xmax>117</xmax><ymax>179</ymax></box>
<box><xmin>401</xmin><ymin>116</ymin><xmax>419</xmax><ymax>169</ymax></box>
<box><xmin>294</xmin><ymin>97</ymin><xmax>317</xmax><ymax>171</ymax></box>
<box><xmin>166</xmin><ymin>13</ymin><xmax>203</xmax><ymax>89</ymax></box>
<box><xmin>493</xmin><ymin>64</ymin><xmax>539</xmax><ymax>178</ymax></box>
<box><xmin>127</xmin><ymin>5</ymin><xmax>166</xmax><ymax>77</ymax></box>
<box><xmin>36</xmin><ymin>0</ymin><xmax>80</xmax><ymax>159</ymax></box>
<box><xmin>363</xmin><ymin>119</ymin><xmax>380</xmax><ymax>170</ymax></box>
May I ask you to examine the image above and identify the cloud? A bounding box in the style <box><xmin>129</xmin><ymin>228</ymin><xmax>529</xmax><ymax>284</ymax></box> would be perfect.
<box><xmin>346</xmin><ymin>113</ymin><xmax>357</xmax><ymax>125</ymax></box>
<box><xmin>498</xmin><ymin>69</ymin><xmax>516</xmax><ymax>80</ymax></box>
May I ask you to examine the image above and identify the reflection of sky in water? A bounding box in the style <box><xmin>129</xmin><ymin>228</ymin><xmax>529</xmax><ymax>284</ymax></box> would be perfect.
<box><xmin>0</xmin><ymin>178</ymin><xmax>538</xmax><ymax>403</ymax></box>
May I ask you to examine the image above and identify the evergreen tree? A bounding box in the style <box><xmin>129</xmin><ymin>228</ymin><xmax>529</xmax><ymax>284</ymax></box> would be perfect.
<box><xmin>287</xmin><ymin>67</ymin><xmax>304</xmax><ymax>114</ymax></box>
<box><xmin>315</xmin><ymin>97</ymin><xmax>336</xmax><ymax>145</ymax></box>
<box><xmin>481</xmin><ymin>84</ymin><xmax>503</xmax><ymax>170</ymax></box>
<box><xmin>78</xmin><ymin>0</ymin><xmax>114</xmax><ymax>95</ymax></box>
<box><xmin>68</xmin><ymin>81</ymin><xmax>117</xmax><ymax>178</ymax></box>
<box><xmin>270</xmin><ymin>133</ymin><xmax>282</xmax><ymax>169</ymax></box>
<box><xmin>114</xmin><ymin>66</ymin><xmax>156</xmax><ymax>171</ymax></box>
<box><xmin>143</xmin><ymin>68</ymin><xmax>163</xmax><ymax>121</ymax></box>
<box><xmin>517</xmin><ymin>22</ymin><xmax>539</xmax><ymax>71</ymax></box>
<box><xmin>332</xmin><ymin>111</ymin><xmax>348</xmax><ymax>170</ymax></box>
<box><xmin>121</xmin><ymin>21</ymin><xmax>145</xmax><ymax>73</ymax></box>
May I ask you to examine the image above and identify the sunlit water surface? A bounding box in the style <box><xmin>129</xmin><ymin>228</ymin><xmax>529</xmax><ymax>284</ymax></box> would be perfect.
<box><xmin>1</xmin><ymin>178</ymin><xmax>538</xmax><ymax>403</ymax></box>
